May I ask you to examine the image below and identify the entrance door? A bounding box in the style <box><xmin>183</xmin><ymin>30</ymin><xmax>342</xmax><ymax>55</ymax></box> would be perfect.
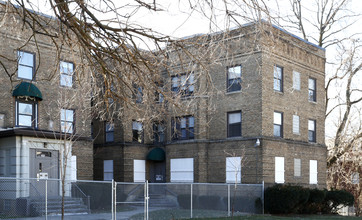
<box><xmin>30</xmin><ymin>149</ymin><xmax>59</xmax><ymax>196</ymax></box>
<box><xmin>149</xmin><ymin>161</ymin><xmax>166</xmax><ymax>183</ymax></box>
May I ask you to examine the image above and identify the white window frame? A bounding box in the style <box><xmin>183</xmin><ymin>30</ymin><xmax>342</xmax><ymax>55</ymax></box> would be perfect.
<box><xmin>105</xmin><ymin>122</ymin><xmax>114</xmax><ymax>143</ymax></box>
<box><xmin>293</xmin><ymin>71</ymin><xmax>301</xmax><ymax>90</ymax></box>
<box><xmin>273</xmin><ymin>65</ymin><xmax>283</xmax><ymax>92</ymax></box>
<box><xmin>352</xmin><ymin>173</ymin><xmax>360</xmax><ymax>184</ymax></box>
<box><xmin>170</xmin><ymin>158</ymin><xmax>194</xmax><ymax>182</ymax></box>
<box><xmin>228</xmin><ymin>111</ymin><xmax>242</xmax><ymax>137</ymax></box>
<box><xmin>274</xmin><ymin>111</ymin><xmax>283</xmax><ymax>137</ymax></box>
<box><xmin>294</xmin><ymin>158</ymin><xmax>301</xmax><ymax>177</ymax></box>
<box><xmin>308</xmin><ymin>119</ymin><xmax>316</xmax><ymax>142</ymax></box>
<box><xmin>132</xmin><ymin>121</ymin><xmax>143</xmax><ymax>143</ymax></box>
<box><xmin>226</xmin><ymin>157</ymin><xmax>242</xmax><ymax>183</ymax></box>
<box><xmin>60</xmin><ymin>61</ymin><xmax>74</xmax><ymax>87</ymax></box>
<box><xmin>103</xmin><ymin>160</ymin><xmax>113</xmax><ymax>181</ymax></box>
<box><xmin>61</xmin><ymin>109</ymin><xmax>74</xmax><ymax>133</ymax></box>
<box><xmin>17</xmin><ymin>51</ymin><xmax>34</xmax><ymax>80</ymax></box>
<box><xmin>293</xmin><ymin>115</ymin><xmax>300</xmax><ymax>135</ymax></box>
<box><xmin>133</xmin><ymin>160</ymin><xmax>146</xmax><ymax>182</ymax></box>
<box><xmin>308</xmin><ymin>78</ymin><xmax>316</xmax><ymax>102</ymax></box>
<box><xmin>275</xmin><ymin>157</ymin><xmax>285</xmax><ymax>183</ymax></box>
<box><xmin>309</xmin><ymin>160</ymin><xmax>318</xmax><ymax>184</ymax></box>
<box><xmin>227</xmin><ymin>65</ymin><xmax>242</xmax><ymax>92</ymax></box>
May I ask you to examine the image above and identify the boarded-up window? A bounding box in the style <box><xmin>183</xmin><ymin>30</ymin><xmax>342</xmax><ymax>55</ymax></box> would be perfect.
<box><xmin>103</xmin><ymin>160</ymin><xmax>113</xmax><ymax>181</ymax></box>
<box><xmin>275</xmin><ymin>157</ymin><xmax>285</xmax><ymax>183</ymax></box>
<box><xmin>293</xmin><ymin>115</ymin><xmax>300</xmax><ymax>134</ymax></box>
<box><xmin>310</xmin><ymin>160</ymin><xmax>318</xmax><ymax>184</ymax></box>
<box><xmin>170</xmin><ymin>158</ymin><xmax>193</xmax><ymax>182</ymax></box>
<box><xmin>294</xmin><ymin>158</ymin><xmax>301</xmax><ymax>177</ymax></box>
<box><xmin>133</xmin><ymin>160</ymin><xmax>146</xmax><ymax>182</ymax></box>
<box><xmin>226</xmin><ymin>157</ymin><xmax>242</xmax><ymax>183</ymax></box>
<box><xmin>293</xmin><ymin>71</ymin><xmax>301</xmax><ymax>90</ymax></box>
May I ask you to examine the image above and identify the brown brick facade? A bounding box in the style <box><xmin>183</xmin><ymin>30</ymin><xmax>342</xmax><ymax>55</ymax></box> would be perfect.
<box><xmin>93</xmin><ymin>23</ymin><xmax>326</xmax><ymax>187</ymax></box>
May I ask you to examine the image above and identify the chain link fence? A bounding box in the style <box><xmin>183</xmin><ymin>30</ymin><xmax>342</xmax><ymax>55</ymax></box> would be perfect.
<box><xmin>0</xmin><ymin>177</ymin><xmax>263</xmax><ymax>219</ymax></box>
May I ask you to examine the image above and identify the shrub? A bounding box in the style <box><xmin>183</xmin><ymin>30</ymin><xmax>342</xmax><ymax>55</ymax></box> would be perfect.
<box><xmin>265</xmin><ymin>185</ymin><xmax>355</xmax><ymax>215</ymax></box>
<box><xmin>325</xmin><ymin>189</ymin><xmax>354</xmax><ymax>213</ymax></box>
<box><xmin>265</xmin><ymin>184</ymin><xmax>308</xmax><ymax>214</ymax></box>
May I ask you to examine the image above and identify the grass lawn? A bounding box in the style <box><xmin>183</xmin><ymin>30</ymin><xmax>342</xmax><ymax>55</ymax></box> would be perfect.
<box><xmin>188</xmin><ymin>215</ymin><xmax>362</xmax><ymax>220</ymax></box>
<box><xmin>129</xmin><ymin>208</ymin><xmax>362</xmax><ymax>220</ymax></box>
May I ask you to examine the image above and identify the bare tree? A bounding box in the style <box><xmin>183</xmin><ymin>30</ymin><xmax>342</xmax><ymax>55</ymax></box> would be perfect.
<box><xmin>278</xmin><ymin>0</ymin><xmax>362</xmax><ymax>214</ymax></box>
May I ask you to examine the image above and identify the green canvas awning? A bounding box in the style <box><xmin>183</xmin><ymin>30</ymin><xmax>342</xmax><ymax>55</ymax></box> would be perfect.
<box><xmin>12</xmin><ymin>82</ymin><xmax>43</xmax><ymax>101</ymax></box>
<box><xmin>146</xmin><ymin>147</ymin><xmax>165</xmax><ymax>162</ymax></box>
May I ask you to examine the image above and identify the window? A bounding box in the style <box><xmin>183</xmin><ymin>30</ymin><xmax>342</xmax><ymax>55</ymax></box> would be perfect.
<box><xmin>134</xmin><ymin>160</ymin><xmax>146</xmax><ymax>182</ymax></box>
<box><xmin>228</xmin><ymin>111</ymin><xmax>241</xmax><ymax>137</ymax></box>
<box><xmin>134</xmin><ymin>86</ymin><xmax>143</xmax><ymax>103</ymax></box>
<box><xmin>170</xmin><ymin>158</ymin><xmax>194</xmax><ymax>182</ymax></box>
<box><xmin>61</xmin><ymin>109</ymin><xmax>74</xmax><ymax>133</ymax></box>
<box><xmin>308</xmin><ymin>120</ymin><xmax>316</xmax><ymax>142</ymax></box>
<box><xmin>171</xmin><ymin>73</ymin><xmax>194</xmax><ymax>96</ymax></box>
<box><xmin>60</xmin><ymin>61</ymin><xmax>74</xmax><ymax>87</ymax></box>
<box><xmin>226</xmin><ymin>157</ymin><xmax>242</xmax><ymax>183</ymax></box>
<box><xmin>294</xmin><ymin>158</ymin><xmax>301</xmax><ymax>177</ymax></box>
<box><xmin>132</xmin><ymin>121</ymin><xmax>143</xmax><ymax>143</ymax></box>
<box><xmin>153</xmin><ymin>122</ymin><xmax>165</xmax><ymax>144</ymax></box>
<box><xmin>16</xmin><ymin>100</ymin><xmax>38</xmax><ymax>128</ymax></box>
<box><xmin>105</xmin><ymin>122</ymin><xmax>114</xmax><ymax>143</ymax></box>
<box><xmin>309</xmin><ymin>160</ymin><xmax>318</xmax><ymax>184</ymax></box>
<box><xmin>308</xmin><ymin>78</ymin><xmax>316</xmax><ymax>102</ymax></box>
<box><xmin>273</xmin><ymin>65</ymin><xmax>283</xmax><ymax>92</ymax></box>
<box><xmin>172</xmin><ymin>116</ymin><xmax>194</xmax><ymax>140</ymax></box>
<box><xmin>18</xmin><ymin>51</ymin><xmax>34</xmax><ymax>80</ymax></box>
<box><xmin>293</xmin><ymin>71</ymin><xmax>301</xmax><ymax>90</ymax></box>
<box><xmin>293</xmin><ymin>115</ymin><xmax>300</xmax><ymax>134</ymax></box>
<box><xmin>103</xmin><ymin>160</ymin><xmax>113</xmax><ymax>181</ymax></box>
<box><xmin>275</xmin><ymin>157</ymin><xmax>285</xmax><ymax>183</ymax></box>
<box><xmin>227</xmin><ymin>65</ymin><xmax>242</xmax><ymax>92</ymax></box>
<box><xmin>274</xmin><ymin>112</ymin><xmax>283</xmax><ymax>137</ymax></box>
<box><xmin>352</xmin><ymin>173</ymin><xmax>360</xmax><ymax>184</ymax></box>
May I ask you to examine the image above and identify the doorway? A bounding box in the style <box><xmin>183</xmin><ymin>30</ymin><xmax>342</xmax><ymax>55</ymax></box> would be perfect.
<box><xmin>149</xmin><ymin>161</ymin><xmax>166</xmax><ymax>183</ymax></box>
<box><xmin>30</xmin><ymin>149</ymin><xmax>59</xmax><ymax>196</ymax></box>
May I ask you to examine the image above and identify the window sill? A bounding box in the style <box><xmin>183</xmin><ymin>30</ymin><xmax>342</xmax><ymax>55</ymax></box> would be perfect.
<box><xmin>273</xmin><ymin>90</ymin><xmax>284</xmax><ymax>95</ymax></box>
<box><xmin>309</xmin><ymin>100</ymin><xmax>317</xmax><ymax>104</ymax></box>
<box><xmin>60</xmin><ymin>85</ymin><xmax>74</xmax><ymax>89</ymax></box>
<box><xmin>226</xmin><ymin>91</ymin><xmax>242</xmax><ymax>95</ymax></box>
<box><xmin>227</xmin><ymin>136</ymin><xmax>242</xmax><ymax>140</ymax></box>
<box><xmin>171</xmin><ymin>139</ymin><xmax>195</xmax><ymax>143</ymax></box>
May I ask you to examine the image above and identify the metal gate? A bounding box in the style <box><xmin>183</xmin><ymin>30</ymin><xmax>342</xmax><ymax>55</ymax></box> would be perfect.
<box><xmin>111</xmin><ymin>180</ymin><xmax>149</xmax><ymax>220</ymax></box>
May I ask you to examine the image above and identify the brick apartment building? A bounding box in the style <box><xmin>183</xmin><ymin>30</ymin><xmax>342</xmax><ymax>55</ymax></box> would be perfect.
<box><xmin>0</xmin><ymin>4</ymin><xmax>93</xmax><ymax>185</ymax></box>
<box><xmin>93</xmin><ymin>22</ymin><xmax>327</xmax><ymax>187</ymax></box>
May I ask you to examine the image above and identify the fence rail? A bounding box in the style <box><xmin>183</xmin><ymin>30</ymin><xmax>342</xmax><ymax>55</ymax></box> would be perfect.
<box><xmin>0</xmin><ymin>177</ymin><xmax>263</xmax><ymax>219</ymax></box>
